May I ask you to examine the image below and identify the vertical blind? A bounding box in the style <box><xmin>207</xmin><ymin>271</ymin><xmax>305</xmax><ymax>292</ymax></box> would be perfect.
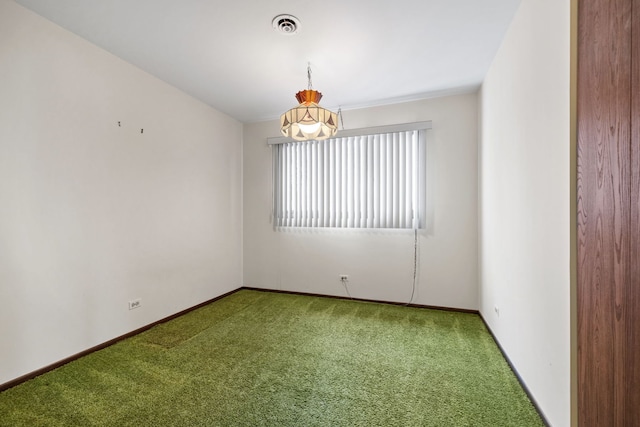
<box><xmin>272</xmin><ymin>126</ymin><xmax>428</xmax><ymax>229</ymax></box>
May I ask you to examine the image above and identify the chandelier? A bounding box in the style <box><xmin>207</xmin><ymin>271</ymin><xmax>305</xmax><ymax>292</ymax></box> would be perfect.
<box><xmin>280</xmin><ymin>64</ymin><xmax>338</xmax><ymax>141</ymax></box>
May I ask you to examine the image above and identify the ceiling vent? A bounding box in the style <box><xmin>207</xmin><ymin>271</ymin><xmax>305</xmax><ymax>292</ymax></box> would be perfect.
<box><xmin>272</xmin><ymin>15</ymin><xmax>300</xmax><ymax>35</ymax></box>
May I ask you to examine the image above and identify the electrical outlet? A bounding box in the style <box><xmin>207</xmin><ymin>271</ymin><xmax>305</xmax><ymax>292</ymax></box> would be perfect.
<box><xmin>129</xmin><ymin>299</ymin><xmax>142</xmax><ymax>310</ymax></box>
<box><xmin>340</xmin><ymin>275</ymin><xmax>349</xmax><ymax>282</ymax></box>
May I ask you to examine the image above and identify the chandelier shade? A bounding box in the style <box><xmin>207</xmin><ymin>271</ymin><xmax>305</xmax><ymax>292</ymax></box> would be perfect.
<box><xmin>280</xmin><ymin>66</ymin><xmax>338</xmax><ymax>141</ymax></box>
<box><xmin>280</xmin><ymin>90</ymin><xmax>338</xmax><ymax>141</ymax></box>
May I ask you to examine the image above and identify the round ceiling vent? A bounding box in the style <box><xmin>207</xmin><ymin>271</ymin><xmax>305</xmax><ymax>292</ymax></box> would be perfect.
<box><xmin>272</xmin><ymin>14</ymin><xmax>300</xmax><ymax>35</ymax></box>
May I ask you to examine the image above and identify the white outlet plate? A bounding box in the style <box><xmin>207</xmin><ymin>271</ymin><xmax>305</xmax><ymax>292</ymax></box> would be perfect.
<box><xmin>129</xmin><ymin>299</ymin><xmax>142</xmax><ymax>310</ymax></box>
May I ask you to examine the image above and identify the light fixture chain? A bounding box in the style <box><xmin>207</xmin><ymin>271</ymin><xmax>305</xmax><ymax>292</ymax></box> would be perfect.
<box><xmin>307</xmin><ymin>62</ymin><xmax>313</xmax><ymax>90</ymax></box>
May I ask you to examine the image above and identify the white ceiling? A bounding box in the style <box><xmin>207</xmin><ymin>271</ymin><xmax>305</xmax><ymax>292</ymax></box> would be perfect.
<box><xmin>14</xmin><ymin>0</ymin><xmax>522</xmax><ymax>123</ymax></box>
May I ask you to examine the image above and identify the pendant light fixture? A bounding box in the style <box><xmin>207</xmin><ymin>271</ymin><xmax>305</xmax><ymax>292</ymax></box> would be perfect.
<box><xmin>280</xmin><ymin>64</ymin><xmax>338</xmax><ymax>141</ymax></box>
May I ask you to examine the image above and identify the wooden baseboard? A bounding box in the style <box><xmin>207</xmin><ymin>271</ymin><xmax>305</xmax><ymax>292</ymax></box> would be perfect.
<box><xmin>248</xmin><ymin>287</ymin><xmax>551</xmax><ymax>424</ymax></box>
<box><xmin>478</xmin><ymin>314</ymin><xmax>551</xmax><ymax>427</ymax></box>
<box><xmin>241</xmin><ymin>286</ymin><xmax>479</xmax><ymax>314</ymax></box>
<box><xmin>0</xmin><ymin>287</ymin><xmax>241</xmax><ymax>392</ymax></box>
<box><xmin>2</xmin><ymin>283</ymin><xmax>544</xmax><ymax>427</ymax></box>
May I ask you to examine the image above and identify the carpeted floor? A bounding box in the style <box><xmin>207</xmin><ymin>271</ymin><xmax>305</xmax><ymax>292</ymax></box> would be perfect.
<box><xmin>0</xmin><ymin>289</ymin><xmax>544</xmax><ymax>426</ymax></box>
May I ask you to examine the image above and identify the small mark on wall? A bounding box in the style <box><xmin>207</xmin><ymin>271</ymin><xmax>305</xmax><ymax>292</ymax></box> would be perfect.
<box><xmin>115</xmin><ymin>121</ymin><xmax>146</xmax><ymax>135</ymax></box>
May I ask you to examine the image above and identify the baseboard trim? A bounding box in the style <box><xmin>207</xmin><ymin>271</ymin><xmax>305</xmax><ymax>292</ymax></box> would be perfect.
<box><xmin>241</xmin><ymin>286</ymin><xmax>479</xmax><ymax>314</ymax></box>
<box><xmin>2</xmin><ymin>284</ymin><xmax>547</xmax><ymax>427</ymax></box>
<box><xmin>0</xmin><ymin>287</ymin><xmax>242</xmax><ymax>393</ymax></box>
<box><xmin>478</xmin><ymin>314</ymin><xmax>551</xmax><ymax>427</ymax></box>
<box><xmin>244</xmin><ymin>287</ymin><xmax>549</xmax><ymax>425</ymax></box>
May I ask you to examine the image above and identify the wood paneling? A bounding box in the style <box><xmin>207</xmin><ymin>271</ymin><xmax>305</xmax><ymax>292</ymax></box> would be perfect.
<box><xmin>629</xmin><ymin>0</ymin><xmax>640</xmax><ymax>420</ymax></box>
<box><xmin>577</xmin><ymin>0</ymin><xmax>637</xmax><ymax>425</ymax></box>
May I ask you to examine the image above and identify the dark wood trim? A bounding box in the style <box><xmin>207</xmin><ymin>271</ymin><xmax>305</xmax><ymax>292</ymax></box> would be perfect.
<box><xmin>1</xmin><ymin>285</ymin><xmax>477</xmax><ymax>393</ymax></box>
<box><xmin>478</xmin><ymin>315</ymin><xmax>551</xmax><ymax>427</ymax></box>
<box><xmin>243</xmin><ymin>287</ymin><xmax>549</xmax><ymax>423</ymax></box>
<box><xmin>246</xmin><ymin>286</ymin><xmax>550</xmax><ymax>422</ymax></box>
<box><xmin>628</xmin><ymin>0</ymin><xmax>640</xmax><ymax>417</ymax></box>
<box><xmin>0</xmin><ymin>287</ymin><xmax>242</xmax><ymax>393</ymax></box>
<box><xmin>577</xmin><ymin>0</ymin><xmax>635</xmax><ymax>424</ymax></box>
<box><xmin>240</xmin><ymin>286</ymin><xmax>480</xmax><ymax>314</ymax></box>
<box><xmin>3</xmin><ymin>283</ymin><xmax>547</xmax><ymax>426</ymax></box>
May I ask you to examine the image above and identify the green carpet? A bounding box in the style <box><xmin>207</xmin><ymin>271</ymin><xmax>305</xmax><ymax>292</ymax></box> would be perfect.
<box><xmin>0</xmin><ymin>290</ymin><xmax>544</xmax><ymax>426</ymax></box>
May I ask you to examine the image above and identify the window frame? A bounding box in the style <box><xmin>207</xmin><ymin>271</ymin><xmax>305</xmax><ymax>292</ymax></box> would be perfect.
<box><xmin>269</xmin><ymin>121</ymin><xmax>432</xmax><ymax>230</ymax></box>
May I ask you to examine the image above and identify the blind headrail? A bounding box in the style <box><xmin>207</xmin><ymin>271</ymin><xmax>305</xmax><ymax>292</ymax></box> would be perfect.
<box><xmin>266</xmin><ymin>121</ymin><xmax>432</xmax><ymax>145</ymax></box>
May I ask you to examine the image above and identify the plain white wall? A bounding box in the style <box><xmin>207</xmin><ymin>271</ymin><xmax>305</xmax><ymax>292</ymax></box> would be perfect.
<box><xmin>479</xmin><ymin>0</ymin><xmax>571</xmax><ymax>425</ymax></box>
<box><xmin>244</xmin><ymin>94</ymin><xmax>478</xmax><ymax>309</ymax></box>
<box><xmin>0</xmin><ymin>0</ymin><xmax>242</xmax><ymax>386</ymax></box>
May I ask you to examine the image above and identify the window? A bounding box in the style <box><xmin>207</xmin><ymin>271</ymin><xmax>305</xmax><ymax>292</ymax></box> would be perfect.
<box><xmin>270</xmin><ymin>122</ymin><xmax>431</xmax><ymax>229</ymax></box>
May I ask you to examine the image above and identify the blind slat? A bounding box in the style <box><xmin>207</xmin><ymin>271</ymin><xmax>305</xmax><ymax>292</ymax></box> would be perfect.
<box><xmin>399</xmin><ymin>132</ymin><xmax>406</xmax><ymax>228</ymax></box>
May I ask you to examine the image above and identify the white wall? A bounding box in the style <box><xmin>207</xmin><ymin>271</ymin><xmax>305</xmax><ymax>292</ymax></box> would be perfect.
<box><xmin>479</xmin><ymin>0</ymin><xmax>571</xmax><ymax>425</ymax></box>
<box><xmin>0</xmin><ymin>0</ymin><xmax>243</xmax><ymax>386</ymax></box>
<box><xmin>244</xmin><ymin>94</ymin><xmax>478</xmax><ymax>309</ymax></box>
